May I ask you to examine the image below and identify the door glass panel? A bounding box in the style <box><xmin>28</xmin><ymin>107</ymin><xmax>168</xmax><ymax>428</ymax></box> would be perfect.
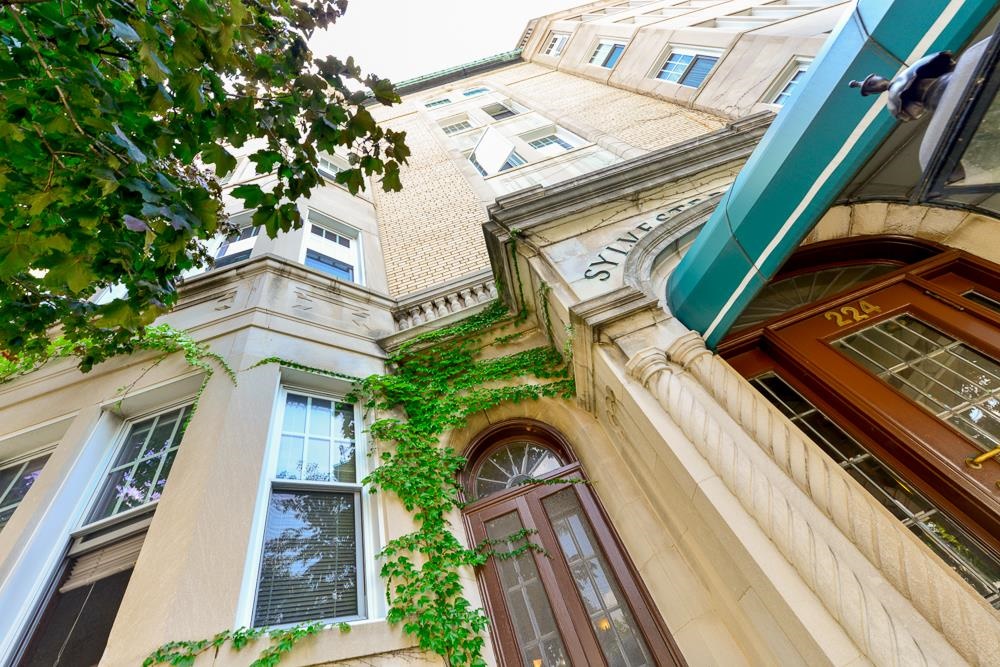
<box><xmin>484</xmin><ymin>512</ymin><xmax>568</xmax><ymax>667</ymax></box>
<box><xmin>543</xmin><ymin>489</ymin><xmax>655</xmax><ymax>666</ymax></box>
<box><xmin>750</xmin><ymin>373</ymin><xmax>1000</xmax><ymax>608</ymax></box>
<box><xmin>833</xmin><ymin>314</ymin><xmax>1000</xmax><ymax>453</ymax></box>
<box><xmin>474</xmin><ymin>442</ymin><xmax>563</xmax><ymax>500</ymax></box>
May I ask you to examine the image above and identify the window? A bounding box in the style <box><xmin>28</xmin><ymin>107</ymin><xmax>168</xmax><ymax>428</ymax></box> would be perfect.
<box><xmin>543</xmin><ymin>32</ymin><xmax>569</xmax><ymax>56</ymax></box>
<box><xmin>0</xmin><ymin>452</ymin><xmax>50</xmax><ymax>531</ymax></box>
<box><xmin>499</xmin><ymin>151</ymin><xmax>526</xmax><ymax>171</ymax></box>
<box><xmin>463</xmin><ymin>422</ymin><xmax>684</xmax><ymax>666</ymax></box>
<box><xmin>771</xmin><ymin>60</ymin><xmax>811</xmax><ymax>105</ymax></box>
<box><xmin>86</xmin><ymin>405</ymin><xmax>191</xmax><ymax>524</ymax></box>
<box><xmin>302</xmin><ymin>213</ymin><xmax>361</xmax><ymax>284</ymax></box>
<box><xmin>469</xmin><ymin>154</ymin><xmax>488</xmax><ymax>177</ymax></box>
<box><xmin>721</xmin><ymin>239</ymin><xmax>1000</xmax><ymax>609</ymax></box>
<box><xmin>215</xmin><ymin>221</ymin><xmax>260</xmax><ymax>268</ymax></box>
<box><xmin>318</xmin><ymin>153</ymin><xmax>348</xmax><ymax>181</ymax></box>
<box><xmin>252</xmin><ymin>390</ymin><xmax>363</xmax><ymax>626</ymax></box>
<box><xmin>529</xmin><ymin>134</ymin><xmax>573</xmax><ymax>152</ymax></box>
<box><xmin>656</xmin><ymin>50</ymin><xmax>719</xmax><ymax>87</ymax></box>
<box><xmin>463</xmin><ymin>87</ymin><xmax>489</xmax><ymax>97</ymax></box>
<box><xmin>482</xmin><ymin>102</ymin><xmax>517</xmax><ymax>121</ymax></box>
<box><xmin>589</xmin><ymin>40</ymin><xmax>626</xmax><ymax>68</ymax></box>
<box><xmin>424</xmin><ymin>98</ymin><xmax>451</xmax><ymax>108</ymax></box>
<box><xmin>441</xmin><ymin>119</ymin><xmax>473</xmax><ymax>135</ymax></box>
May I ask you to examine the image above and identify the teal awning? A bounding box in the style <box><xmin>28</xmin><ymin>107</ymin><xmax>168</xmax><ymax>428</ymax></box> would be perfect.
<box><xmin>666</xmin><ymin>0</ymin><xmax>995</xmax><ymax>347</ymax></box>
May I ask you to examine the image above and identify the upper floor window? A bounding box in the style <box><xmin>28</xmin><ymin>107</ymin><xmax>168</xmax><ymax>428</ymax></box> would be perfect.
<box><xmin>440</xmin><ymin>116</ymin><xmax>474</xmax><ymax>136</ymax></box>
<box><xmin>302</xmin><ymin>211</ymin><xmax>361</xmax><ymax>284</ymax></box>
<box><xmin>424</xmin><ymin>98</ymin><xmax>451</xmax><ymax>108</ymax></box>
<box><xmin>252</xmin><ymin>389</ymin><xmax>364</xmax><ymax>626</ymax></box>
<box><xmin>656</xmin><ymin>49</ymin><xmax>719</xmax><ymax>87</ymax></box>
<box><xmin>318</xmin><ymin>153</ymin><xmax>349</xmax><ymax>181</ymax></box>
<box><xmin>463</xmin><ymin>87</ymin><xmax>489</xmax><ymax>97</ymax></box>
<box><xmin>87</xmin><ymin>404</ymin><xmax>191</xmax><ymax>524</ymax></box>
<box><xmin>0</xmin><ymin>452</ymin><xmax>50</xmax><ymax>531</ymax></box>
<box><xmin>529</xmin><ymin>134</ymin><xmax>573</xmax><ymax>153</ymax></box>
<box><xmin>589</xmin><ymin>40</ymin><xmax>626</xmax><ymax>68</ymax></box>
<box><xmin>215</xmin><ymin>216</ymin><xmax>260</xmax><ymax>268</ymax></box>
<box><xmin>770</xmin><ymin>59</ymin><xmax>812</xmax><ymax>105</ymax></box>
<box><xmin>482</xmin><ymin>102</ymin><xmax>518</xmax><ymax>121</ymax></box>
<box><xmin>499</xmin><ymin>151</ymin><xmax>526</xmax><ymax>171</ymax></box>
<box><xmin>543</xmin><ymin>32</ymin><xmax>569</xmax><ymax>56</ymax></box>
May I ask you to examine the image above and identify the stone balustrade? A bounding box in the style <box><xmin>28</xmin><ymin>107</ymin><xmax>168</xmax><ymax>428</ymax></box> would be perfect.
<box><xmin>392</xmin><ymin>271</ymin><xmax>497</xmax><ymax>331</ymax></box>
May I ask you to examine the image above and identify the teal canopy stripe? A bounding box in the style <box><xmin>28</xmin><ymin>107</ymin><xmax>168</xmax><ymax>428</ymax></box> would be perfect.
<box><xmin>666</xmin><ymin>0</ymin><xmax>995</xmax><ymax>348</ymax></box>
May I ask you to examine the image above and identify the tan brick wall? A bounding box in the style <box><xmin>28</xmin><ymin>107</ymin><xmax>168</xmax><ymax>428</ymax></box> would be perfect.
<box><xmin>373</xmin><ymin>62</ymin><xmax>725</xmax><ymax>297</ymax></box>
<box><xmin>370</xmin><ymin>113</ymin><xmax>490</xmax><ymax>296</ymax></box>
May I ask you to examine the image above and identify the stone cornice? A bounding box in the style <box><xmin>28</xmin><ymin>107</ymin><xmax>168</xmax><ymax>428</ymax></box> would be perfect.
<box><xmin>485</xmin><ymin>111</ymin><xmax>772</xmax><ymax>233</ymax></box>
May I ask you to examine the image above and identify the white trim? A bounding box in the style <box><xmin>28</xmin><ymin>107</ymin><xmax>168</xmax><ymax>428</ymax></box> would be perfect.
<box><xmin>235</xmin><ymin>385</ymin><xmax>378</xmax><ymax>627</ymax></box>
<box><xmin>703</xmin><ymin>3</ymin><xmax>966</xmax><ymax>342</ymax></box>
<box><xmin>299</xmin><ymin>210</ymin><xmax>365</xmax><ymax>287</ymax></box>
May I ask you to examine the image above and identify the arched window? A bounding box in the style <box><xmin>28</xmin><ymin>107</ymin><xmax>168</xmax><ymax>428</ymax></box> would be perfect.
<box><xmin>462</xmin><ymin>421</ymin><xmax>684</xmax><ymax>667</ymax></box>
<box><xmin>720</xmin><ymin>236</ymin><xmax>1000</xmax><ymax>608</ymax></box>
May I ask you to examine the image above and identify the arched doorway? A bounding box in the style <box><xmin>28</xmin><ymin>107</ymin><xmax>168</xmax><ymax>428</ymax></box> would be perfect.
<box><xmin>720</xmin><ymin>236</ymin><xmax>1000</xmax><ymax>608</ymax></box>
<box><xmin>462</xmin><ymin>420</ymin><xmax>685</xmax><ymax>667</ymax></box>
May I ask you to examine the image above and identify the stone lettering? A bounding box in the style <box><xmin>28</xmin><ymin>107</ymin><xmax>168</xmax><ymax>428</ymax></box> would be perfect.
<box><xmin>584</xmin><ymin>268</ymin><xmax>612</xmax><ymax>281</ymax></box>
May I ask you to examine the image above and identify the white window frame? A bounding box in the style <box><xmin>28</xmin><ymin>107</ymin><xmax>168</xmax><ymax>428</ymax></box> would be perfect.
<box><xmin>0</xmin><ymin>446</ymin><xmax>55</xmax><ymax>532</ymax></box>
<box><xmin>521</xmin><ymin>126</ymin><xmax>582</xmax><ymax>158</ymax></box>
<box><xmin>653</xmin><ymin>46</ymin><xmax>722</xmax><ymax>87</ymax></box>
<box><xmin>542</xmin><ymin>32</ymin><xmax>569</xmax><ymax>56</ymax></box>
<box><xmin>481</xmin><ymin>101</ymin><xmax>519</xmax><ymax>121</ymax></box>
<box><xmin>462</xmin><ymin>87</ymin><xmax>490</xmax><ymax>97</ymax></box>
<box><xmin>236</xmin><ymin>385</ymin><xmax>378</xmax><ymax>628</ymax></box>
<box><xmin>766</xmin><ymin>57</ymin><xmax>813</xmax><ymax>106</ymax></box>
<box><xmin>215</xmin><ymin>210</ymin><xmax>259</xmax><ymax>266</ymax></box>
<box><xmin>78</xmin><ymin>401</ymin><xmax>193</xmax><ymax>533</ymax></box>
<box><xmin>440</xmin><ymin>114</ymin><xmax>475</xmax><ymax>136</ymax></box>
<box><xmin>589</xmin><ymin>39</ymin><xmax>626</xmax><ymax>68</ymax></box>
<box><xmin>299</xmin><ymin>211</ymin><xmax>364</xmax><ymax>286</ymax></box>
<box><xmin>317</xmin><ymin>153</ymin><xmax>349</xmax><ymax>182</ymax></box>
<box><xmin>424</xmin><ymin>97</ymin><xmax>452</xmax><ymax>109</ymax></box>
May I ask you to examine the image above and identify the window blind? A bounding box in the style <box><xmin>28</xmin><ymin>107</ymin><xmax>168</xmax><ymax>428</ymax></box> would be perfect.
<box><xmin>681</xmin><ymin>56</ymin><xmax>718</xmax><ymax>87</ymax></box>
<box><xmin>61</xmin><ymin>531</ymin><xmax>145</xmax><ymax>593</ymax></box>
<box><xmin>253</xmin><ymin>490</ymin><xmax>360</xmax><ymax>626</ymax></box>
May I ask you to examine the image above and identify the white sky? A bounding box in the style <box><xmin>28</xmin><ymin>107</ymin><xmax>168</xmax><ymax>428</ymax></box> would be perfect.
<box><xmin>313</xmin><ymin>1</ymin><xmax>578</xmax><ymax>82</ymax></box>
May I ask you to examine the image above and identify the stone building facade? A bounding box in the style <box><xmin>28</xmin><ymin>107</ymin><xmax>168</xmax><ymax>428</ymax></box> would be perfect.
<box><xmin>3</xmin><ymin>1</ymin><xmax>1000</xmax><ymax>666</ymax></box>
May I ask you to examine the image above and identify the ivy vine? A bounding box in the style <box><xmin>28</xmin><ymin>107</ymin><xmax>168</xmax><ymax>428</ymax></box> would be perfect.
<box><xmin>141</xmin><ymin>296</ymin><xmax>574</xmax><ymax>666</ymax></box>
<box><xmin>0</xmin><ymin>323</ymin><xmax>234</xmax><ymax>387</ymax></box>
<box><xmin>355</xmin><ymin>299</ymin><xmax>574</xmax><ymax>665</ymax></box>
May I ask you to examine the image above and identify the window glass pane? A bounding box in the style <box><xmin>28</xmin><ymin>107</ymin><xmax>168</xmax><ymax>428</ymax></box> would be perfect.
<box><xmin>485</xmin><ymin>511</ymin><xmax>569</xmax><ymax>666</ymax></box>
<box><xmin>833</xmin><ymin>315</ymin><xmax>1000</xmax><ymax>453</ymax></box>
<box><xmin>473</xmin><ymin>442</ymin><xmax>563</xmax><ymax>500</ymax></box>
<box><xmin>277</xmin><ymin>395</ymin><xmax>357</xmax><ymax>484</ymax></box>
<box><xmin>732</xmin><ymin>264</ymin><xmax>897</xmax><ymax>331</ymax></box>
<box><xmin>0</xmin><ymin>454</ymin><xmax>50</xmax><ymax>531</ymax></box>
<box><xmin>750</xmin><ymin>372</ymin><xmax>1000</xmax><ymax>608</ymax></box>
<box><xmin>304</xmin><ymin>249</ymin><xmax>354</xmax><ymax>281</ymax></box>
<box><xmin>276</xmin><ymin>434</ymin><xmax>305</xmax><ymax>480</ymax></box>
<box><xmin>604</xmin><ymin>44</ymin><xmax>625</xmax><ymax>68</ymax></box>
<box><xmin>254</xmin><ymin>490</ymin><xmax>360</xmax><ymax>626</ymax></box>
<box><xmin>679</xmin><ymin>55</ymin><xmax>717</xmax><ymax>87</ymax></box>
<box><xmin>88</xmin><ymin>406</ymin><xmax>189</xmax><ymax>523</ymax></box>
<box><xmin>543</xmin><ymin>488</ymin><xmax>655</xmax><ymax>666</ymax></box>
<box><xmin>305</xmin><ymin>438</ymin><xmax>332</xmax><ymax>482</ymax></box>
<box><xmin>590</xmin><ymin>42</ymin><xmax>612</xmax><ymax>64</ymax></box>
<box><xmin>656</xmin><ymin>53</ymin><xmax>692</xmax><ymax>82</ymax></box>
<box><xmin>965</xmin><ymin>290</ymin><xmax>1000</xmax><ymax>313</ymax></box>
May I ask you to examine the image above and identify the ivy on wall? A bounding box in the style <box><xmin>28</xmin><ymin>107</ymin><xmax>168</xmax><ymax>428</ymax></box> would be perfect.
<box><xmin>143</xmin><ymin>297</ymin><xmax>574</xmax><ymax>666</ymax></box>
<box><xmin>356</xmin><ymin>299</ymin><xmax>574</xmax><ymax>665</ymax></box>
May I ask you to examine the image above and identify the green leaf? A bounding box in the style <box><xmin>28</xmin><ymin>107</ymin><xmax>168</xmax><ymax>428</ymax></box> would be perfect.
<box><xmin>231</xmin><ymin>184</ymin><xmax>265</xmax><ymax>208</ymax></box>
<box><xmin>202</xmin><ymin>143</ymin><xmax>237</xmax><ymax>177</ymax></box>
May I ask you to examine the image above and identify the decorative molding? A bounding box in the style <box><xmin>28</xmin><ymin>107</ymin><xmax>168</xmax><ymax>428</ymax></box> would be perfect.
<box><xmin>636</xmin><ymin>332</ymin><xmax>1000</xmax><ymax>665</ymax></box>
<box><xmin>625</xmin><ymin>346</ymin><xmax>972</xmax><ymax>665</ymax></box>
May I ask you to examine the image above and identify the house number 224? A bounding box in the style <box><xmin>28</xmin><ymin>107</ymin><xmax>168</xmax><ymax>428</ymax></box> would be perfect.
<box><xmin>824</xmin><ymin>300</ymin><xmax>882</xmax><ymax>327</ymax></box>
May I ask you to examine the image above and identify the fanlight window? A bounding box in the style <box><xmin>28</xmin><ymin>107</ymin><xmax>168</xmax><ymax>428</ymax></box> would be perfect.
<box><xmin>472</xmin><ymin>440</ymin><xmax>563</xmax><ymax>499</ymax></box>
